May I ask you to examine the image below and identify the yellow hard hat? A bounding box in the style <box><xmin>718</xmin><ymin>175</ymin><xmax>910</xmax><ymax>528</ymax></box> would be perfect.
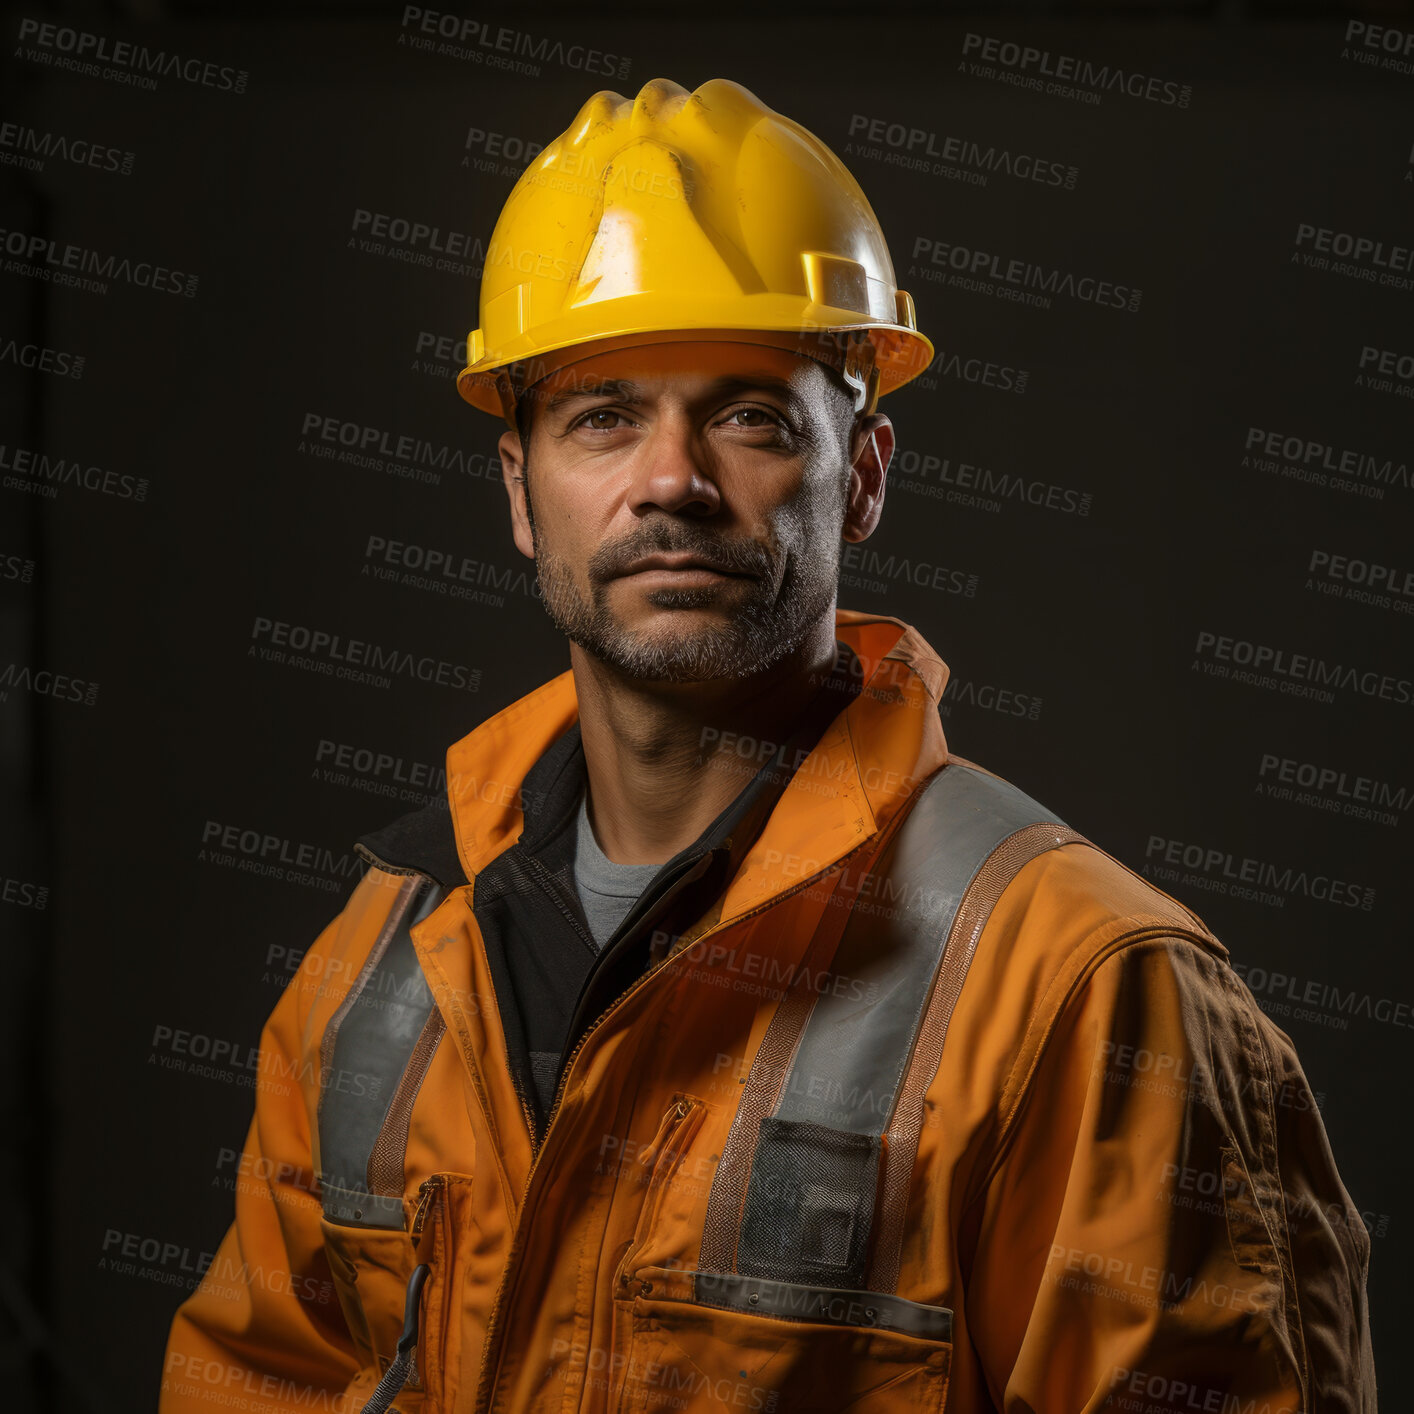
<box><xmin>457</xmin><ymin>77</ymin><xmax>933</xmax><ymax>424</ymax></box>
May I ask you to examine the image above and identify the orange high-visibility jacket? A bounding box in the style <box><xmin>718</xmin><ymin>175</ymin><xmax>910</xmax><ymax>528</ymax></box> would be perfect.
<box><xmin>161</xmin><ymin>610</ymin><xmax>1376</xmax><ymax>1413</ymax></box>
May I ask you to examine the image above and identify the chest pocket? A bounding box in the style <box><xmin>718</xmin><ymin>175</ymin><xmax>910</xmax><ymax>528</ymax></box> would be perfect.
<box><xmin>316</xmin><ymin>870</ymin><xmax>447</xmax><ymax>1378</ymax></box>
<box><xmin>609</xmin><ymin>761</ymin><xmax>1084</xmax><ymax>1413</ymax></box>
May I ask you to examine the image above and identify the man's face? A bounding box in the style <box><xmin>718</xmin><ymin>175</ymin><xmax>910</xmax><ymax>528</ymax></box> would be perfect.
<box><xmin>497</xmin><ymin>341</ymin><xmax>893</xmax><ymax>683</ymax></box>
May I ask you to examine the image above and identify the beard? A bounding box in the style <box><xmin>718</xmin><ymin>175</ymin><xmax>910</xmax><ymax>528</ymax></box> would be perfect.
<box><xmin>528</xmin><ymin>498</ymin><xmax>844</xmax><ymax>684</ymax></box>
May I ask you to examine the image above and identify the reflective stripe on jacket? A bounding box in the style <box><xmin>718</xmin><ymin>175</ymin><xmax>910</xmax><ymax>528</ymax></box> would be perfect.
<box><xmin>160</xmin><ymin>609</ymin><xmax>1377</xmax><ymax>1414</ymax></box>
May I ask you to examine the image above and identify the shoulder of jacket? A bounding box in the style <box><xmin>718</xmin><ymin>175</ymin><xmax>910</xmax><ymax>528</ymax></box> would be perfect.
<box><xmin>274</xmin><ymin>796</ymin><xmax>467</xmax><ymax>1023</ymax></box>
<box><xmin>352</xmin><ymin>794</ymin><xmax>469</xmax><ymax>890</ymax></box>
<box><xmin>1029</xmin><ymin>836</ymin><xmax>1222</xmax><ymax>949</ymax></box>
<box><xmin>965</xmin><ymin>927</ymin><xmax>1264</xmax><ymax>1215</ymax></box>
<box><xmin>275</xmin><ymin>814</ymin><xmax>456</xmax><ymax>1059</ymax></box>
<box><xmin>925</xmin><ymin>758</ymin><xmax>1233</xmax><ymax>1136</ymax></box>
<box><xmin>966</xmin><ymin>801</ymin><xmax>1229</xmax><ymax>1047</ymax></box>
<box><xmin>933</xmin><ymin>751</ymin><xmax>1222</xmax><ymax>955</ymax></box>
<box><xmin>993</xmin><ymin>842</ymin><xmax>1233</xmax><ymax>1073</ymax></box>
<box><xmin>993</xmin><ymin>849</ymin><xmax>1246</xmax><ymax>1143</ymax></box>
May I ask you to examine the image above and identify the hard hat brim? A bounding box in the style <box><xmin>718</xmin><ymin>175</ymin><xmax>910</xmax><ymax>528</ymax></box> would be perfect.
<box><xmin>456</xmin><ymin>302</ymin><xmax>934</xmax><ymax>419</ymax></box>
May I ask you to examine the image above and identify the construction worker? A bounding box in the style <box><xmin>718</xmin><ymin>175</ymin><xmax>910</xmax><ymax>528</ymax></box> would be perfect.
<box><xmin>160</xmin><ymin>77</ymin><xmax>1376</xmax><ymax>1413</ymax></box>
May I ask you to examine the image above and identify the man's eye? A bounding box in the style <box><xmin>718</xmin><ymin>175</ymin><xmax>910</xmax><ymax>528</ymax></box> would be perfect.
<box><xmin>573</xmin><ymin>408</ymin><xmax>629</xmax><ymax>432</ymax></box>
<box><xmin>724</xmin><ymin>407</ymin><xmax>780</xmax><ymax>428</ymax></box>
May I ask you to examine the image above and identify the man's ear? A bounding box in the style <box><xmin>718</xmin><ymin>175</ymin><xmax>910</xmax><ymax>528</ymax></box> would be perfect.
<box><xmin>842</xmin><ymin>413</ymin><xmax>894</xmax><ymax>544</ymax></box>
<box><xmin>499</xmin><ymin>427</ymin><xmax>535</xmax><ymax>560</ymax></box>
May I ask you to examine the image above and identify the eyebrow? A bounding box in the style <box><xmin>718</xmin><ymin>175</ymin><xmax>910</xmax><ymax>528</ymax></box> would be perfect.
<box><xmin>541</xmin><ymin>372</ymin><xmax>805</xmax><ymax>418</ymax></box>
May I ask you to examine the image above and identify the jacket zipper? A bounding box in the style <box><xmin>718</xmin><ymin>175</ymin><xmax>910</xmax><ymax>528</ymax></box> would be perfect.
<box><xmin>410</xmin><ymin>1174</ymin><xmax>444</xmax><ymax>1241</ymax></box>
<box><xmin>605</xmin><ymin>1095</ymin><xmax>706</xmax><ymax>1413</ymax></box>
<box><xmin>552</xmin><ymin>849</ymin><xmax>714</xmax><ymax>1094</ymax></box>
<box><xmin>508</xmin><ymin>839</ymin><xmax>711</xmax><ymax>1141</ymax></box>
<box><xmin>401</xmin><ymin>1175</ymin><xmax>447</xmax><ymax>1400</ymax></box>
<box><xmin>471</xmin><ymin>832</ymin><xmax>881</xmax><ymax>1414</ymax></box>
<box><xmin>615</xmin><ymin>1095</ymin><xmax>707</xmax><ymax>1284</ymax></box>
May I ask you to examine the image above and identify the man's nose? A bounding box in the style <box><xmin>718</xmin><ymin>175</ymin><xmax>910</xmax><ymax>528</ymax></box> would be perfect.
<box><xmin>625</xmin><ymin>420</ymin><xmax>722</xmax><ymax>517</ymax></box>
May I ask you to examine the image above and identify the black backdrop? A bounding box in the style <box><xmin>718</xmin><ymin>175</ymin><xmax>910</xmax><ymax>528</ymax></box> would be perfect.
<box><xmin>1</xmin><ymin>2</ymin><xmax>1409</xmax><ymax>1406</ymax></box>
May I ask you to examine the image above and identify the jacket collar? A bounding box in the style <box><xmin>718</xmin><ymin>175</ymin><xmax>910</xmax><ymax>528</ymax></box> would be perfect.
<box><xmin>446</xmin><ymin>609</ymin><xmax>951</xmax><ymax>915</ymax></box>
<box><xmin>513</xmin><ymin>637</ymin><xmax>862</xmax><ymax>858</ymax></box>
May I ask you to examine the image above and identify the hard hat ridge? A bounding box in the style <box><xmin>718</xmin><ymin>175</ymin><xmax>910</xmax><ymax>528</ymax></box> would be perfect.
<box><xmin>459</xmin><ymin>76</ymin><xmax>933</xmax><ymax>425</ymax></box>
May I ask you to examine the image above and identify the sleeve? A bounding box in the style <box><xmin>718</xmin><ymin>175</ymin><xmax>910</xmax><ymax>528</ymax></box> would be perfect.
<box><xmin>965</xmin><ymin>934</ymin><xmax>1376</xmax><ymax>1414</ymax></box>
<box><xmin>158</xmin><ymin>909</ymin><xmax>361</xmax><ymax>1412</ymax></box>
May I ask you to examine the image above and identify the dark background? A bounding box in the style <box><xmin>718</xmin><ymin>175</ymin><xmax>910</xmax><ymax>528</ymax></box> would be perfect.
<box><xmin>1</xmin><ymin>1</ymin><xmax>1410</xmax><ymax>1406</ymax></box>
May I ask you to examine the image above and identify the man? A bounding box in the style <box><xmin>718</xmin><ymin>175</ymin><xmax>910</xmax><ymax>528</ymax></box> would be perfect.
<box><xmin>162</xmin><ymin>77</ymin><xmax>1375</xmax><ymax>1414</ymax></box>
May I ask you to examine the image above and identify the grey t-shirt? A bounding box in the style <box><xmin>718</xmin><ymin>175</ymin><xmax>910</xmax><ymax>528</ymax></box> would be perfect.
<box><xmin>573</xmin><ymin>788</ymin><xmax>663</xmax><ymax>950</ymax></box>
<box><xmin>528</xmin><ymin>792</ymin><xmax>666</xmax><ymax>1114</ymax></box>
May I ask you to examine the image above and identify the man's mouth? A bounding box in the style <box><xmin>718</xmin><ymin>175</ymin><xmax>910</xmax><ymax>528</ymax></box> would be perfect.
<box><xmin>616</xmin><ymin>552</ymin><xmax>754</xmax><ymax>581</ymax></box>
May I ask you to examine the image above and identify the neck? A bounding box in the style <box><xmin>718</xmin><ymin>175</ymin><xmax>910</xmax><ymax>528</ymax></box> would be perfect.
<box><xmin>570</xmin><ymin>614</ymin><xmax>840</xmax><ymax>865</ymax></box>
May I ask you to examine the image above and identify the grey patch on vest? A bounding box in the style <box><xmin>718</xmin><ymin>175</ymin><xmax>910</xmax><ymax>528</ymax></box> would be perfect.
<box><xmin>687</xmin><ymin>1270</ymin><xmax>953</xmax><ymax>1343</ymax></box>
<box><xmin>732</xmin><ymin>762</ymin><xmax>1066</xmax><ymax>1285</ymax></box>
<box><xmin>775</xmin><ymin>764</ymin><xmax>1065</xmax><ymax>1136</ymax></box>
<box><xmin>318</xmin><ymin>877</ymin><xmax>444</xmax><ymax>1229</ymax></box>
